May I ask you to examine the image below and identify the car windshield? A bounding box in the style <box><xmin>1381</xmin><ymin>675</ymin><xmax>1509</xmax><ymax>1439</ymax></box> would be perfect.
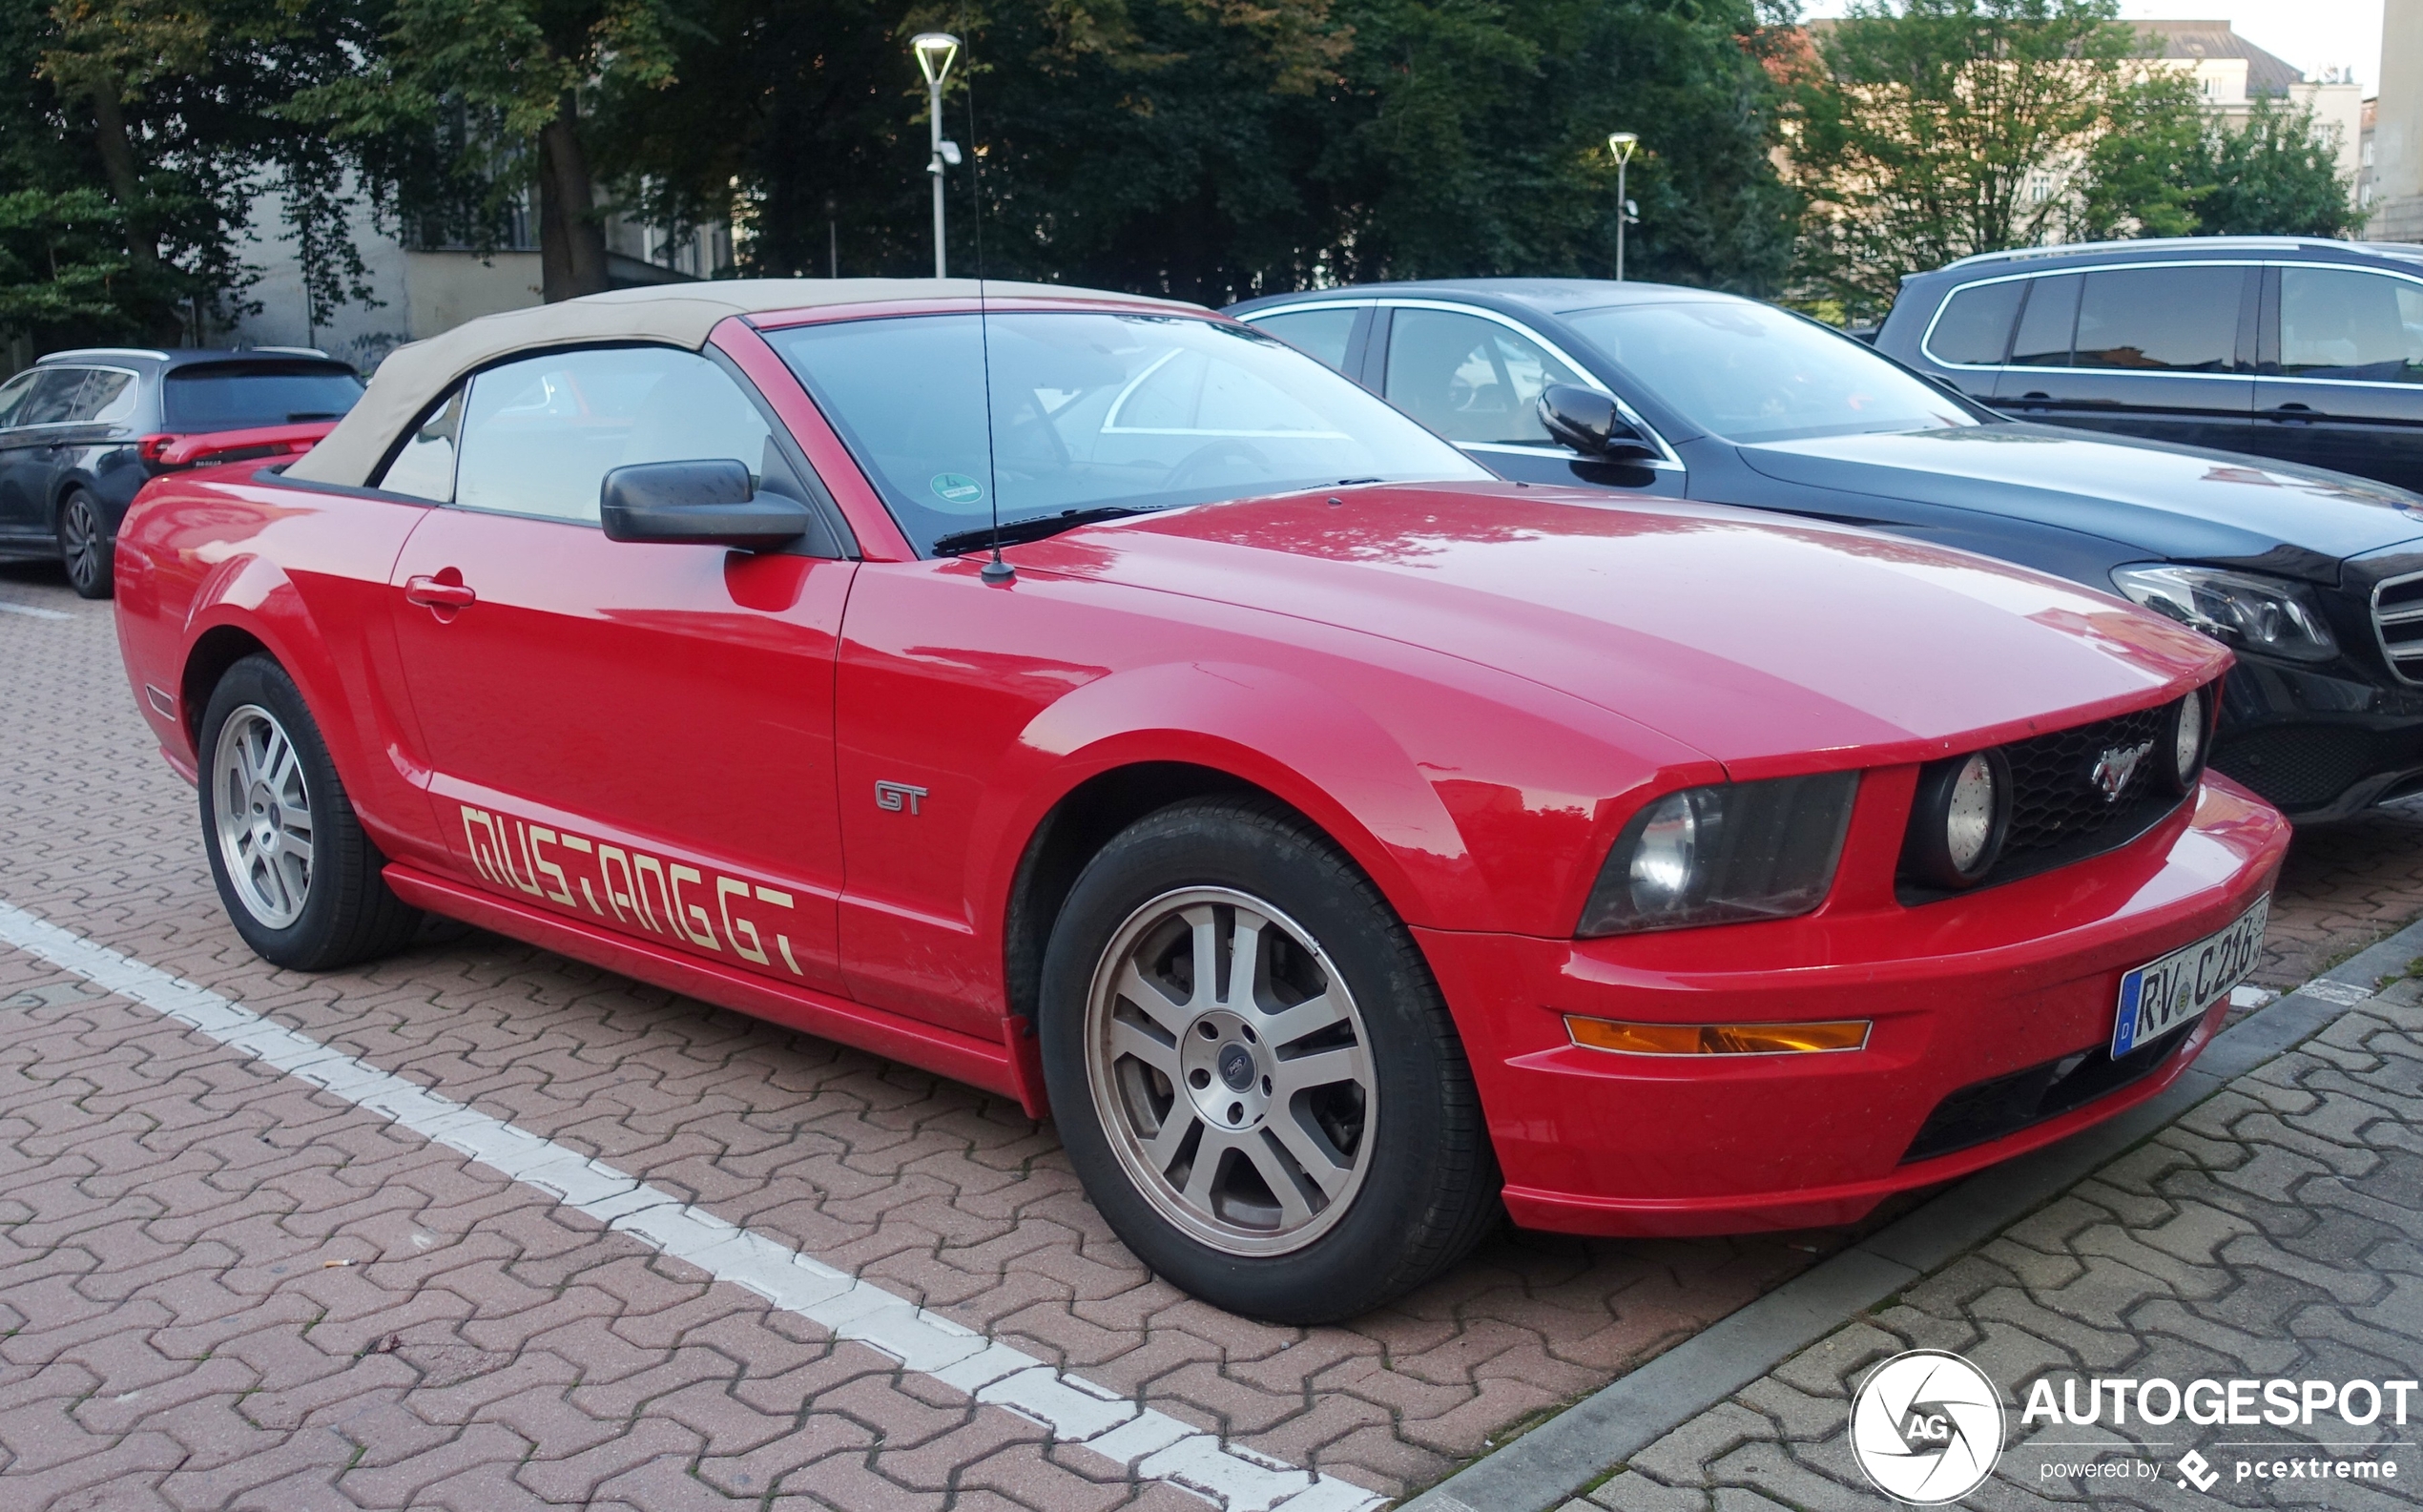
<box><xmin>765</xmin><ymin>311</ymin><xmax>1488</xmax><ymax>553</ymax></box>
<box><xmin>1564</xmin><ymin>300</ymin><xmax>1977</xmax><ymax>445</ymax></box>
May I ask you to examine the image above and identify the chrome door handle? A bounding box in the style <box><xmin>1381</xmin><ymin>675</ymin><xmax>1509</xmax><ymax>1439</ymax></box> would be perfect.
<box><xmin>404</xmin><ymin>574</ymin><xmax>477</xmax><ymax>610</ymax></box>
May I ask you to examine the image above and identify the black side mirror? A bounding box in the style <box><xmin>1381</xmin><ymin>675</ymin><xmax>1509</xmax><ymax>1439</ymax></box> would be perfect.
<box><xmin>1537</xmin><ymin>384</ymin><xmax>1657</xmax><ymax>461</ymax></box>
<box><xmin>600</xmin><ymin>459</ymin><xmax>812</xmax><ymax>549</ymax></box>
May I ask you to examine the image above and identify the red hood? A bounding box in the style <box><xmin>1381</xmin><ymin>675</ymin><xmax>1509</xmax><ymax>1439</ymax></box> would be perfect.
<box><xmin>1012</xmin><ymin>483</ymin><xmax>2228</xmax><ymax>776</ymax></box>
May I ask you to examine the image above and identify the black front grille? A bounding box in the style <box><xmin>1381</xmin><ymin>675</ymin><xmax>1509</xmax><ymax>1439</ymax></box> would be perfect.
<box><xmin>2374</xmin><ymin>570</ymin><xmax>2423</xmax><ymax>686</ymax></box>
<box><xmin>1901</xmin><ymin>1021</ymin><xmax>2196</xmax><ymax>1164</ymax></box>
<box><xmin>1898</xmin><ymin>695</ymin><xmax>2195</xmax><ymax>903</ymax></box>
<box><xmin>1999</xmin><ymin>701</ymin><xmax>2171</xmax><ymax>860</ymax></box>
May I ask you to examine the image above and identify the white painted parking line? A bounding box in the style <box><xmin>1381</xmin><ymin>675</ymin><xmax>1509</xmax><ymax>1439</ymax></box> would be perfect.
<box><xmin>0</xmin><ymin>601</ymin><xmax>72</xmax><ymax>620</ymax></box>
<box><xmin>0</xmin><ymin>899</ymin><xmax>1383</xmax><ymax>1512</ymax></box>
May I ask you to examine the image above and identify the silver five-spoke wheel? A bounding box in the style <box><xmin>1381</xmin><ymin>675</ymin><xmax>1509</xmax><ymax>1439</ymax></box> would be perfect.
<box><xmin>211</xmin><ymin>704</ymin><xmax>315</xmax><ymax>929</ymax></box>
<box><xmin>1086</xmin><ymin>886</ymin><xmax>1376</xmax><ymax>1255</ymax></box>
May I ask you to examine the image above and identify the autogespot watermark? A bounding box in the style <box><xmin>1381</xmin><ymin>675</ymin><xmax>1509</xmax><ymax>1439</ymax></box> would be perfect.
<box><xmin>1848</xmin><ymin>1351</ymin><xmax>2415</xmax><ymax>1503</ymax></box>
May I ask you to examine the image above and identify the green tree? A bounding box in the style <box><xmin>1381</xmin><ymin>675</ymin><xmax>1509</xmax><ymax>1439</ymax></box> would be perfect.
<box><xmin>600</xmin><ymin>0</ymin><xmax>1799</xmax><ymax>305</ymax></box>
<box><xmin>293</xmin><ymin>0</ymin><xmax>684</xmax><ymax>300</ymax></box>
<box><xmin>2074</xmin><ymin>68</ymin><xmax>2205</xmax><ymax>239</ymax></box>
<box><xmin>1</xmin><ymin>0</ymin><xmax>392</xmax><ymax>349</ymax></box>
<box><xmin>1787</xmin><ymin>0</ymin><xmax>2156</xmax><ymax>320</ymax></box>
<box><xmin>2191</xmin><ymin>94</ymin><xmax>2364</xmax><ymax>238</ymax></box>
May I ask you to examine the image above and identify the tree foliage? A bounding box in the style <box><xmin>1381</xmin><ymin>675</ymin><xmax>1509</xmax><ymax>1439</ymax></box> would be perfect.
<box><xmin>1784</xmin><ymin>0</ymin><xmax>2154</xmax><ymax>320</ymax></box>
<box><xmin>0</xmin><ymin>0</ymin><xmax>390</xmax><ymax>349</ymax></box>
<box><xmin>601</xmin><ymin>0</ymin><xmax>1802</xmax><ymax>306</ymax></box>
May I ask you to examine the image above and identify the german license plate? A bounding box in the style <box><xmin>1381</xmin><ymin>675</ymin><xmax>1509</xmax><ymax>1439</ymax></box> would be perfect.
<box><xmin>2112</xmin><ymin>896</ymin><xmax>2269</xmax><ymax>1058</ymax></box>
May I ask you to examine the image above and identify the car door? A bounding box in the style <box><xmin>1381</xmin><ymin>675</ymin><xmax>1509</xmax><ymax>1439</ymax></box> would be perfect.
<box><xmin>2248</xmin><ymin>262</ymin><xmax>2423</xmax><ymax>491</ymax></box>
<box><xmin>1992</xmin><ymin>264</ymin><xmax>2255</xmax><ymax>451</ymax></box>
<box><xmin>383</xmin><ymin>342</ymin><xmax>857</xmax><ymax>995</ymax></box>
<box><xmin>0</xmin><ymin>368</ymin><xmax>92</xmax><ymax>536</ymax></box>
<box><xmin>1372</xmin><ymin>304</ymin><xmax>1687</xmax><ymax>496</ymax></box>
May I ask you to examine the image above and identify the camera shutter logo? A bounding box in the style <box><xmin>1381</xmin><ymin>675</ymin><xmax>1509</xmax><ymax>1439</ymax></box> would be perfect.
<box><xmin>1849</xmin><ymin>1349</ymin><xmax>2005</xmax><ymax>1503</ymax></box>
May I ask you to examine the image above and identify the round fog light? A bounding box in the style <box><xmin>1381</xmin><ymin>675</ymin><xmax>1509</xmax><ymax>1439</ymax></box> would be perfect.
<box><xmin>1904</xmin><ymin>748</ymin><xmax>2012</xmax><ymax>890</ymax></box>
<box><xmin>2169</xmin><ymin>687</ymin><xmax>2206</xmax><ymax>791</ymax></box>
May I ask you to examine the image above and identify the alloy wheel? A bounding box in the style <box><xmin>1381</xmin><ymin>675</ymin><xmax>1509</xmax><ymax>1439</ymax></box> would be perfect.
<box><xmin>61</xmin><ymin>497</ymin><xmax>101</xmax><ymax>592</ymax></box>
<box><xmin>211</xmin><ymin>704</ymin><xmax>315</xmax><ymax>929</ymax></box>
<box><xmin>1084</xmin><ymin>886</ymin><xmax>1377</xmax><ymax>1255</ymax></box>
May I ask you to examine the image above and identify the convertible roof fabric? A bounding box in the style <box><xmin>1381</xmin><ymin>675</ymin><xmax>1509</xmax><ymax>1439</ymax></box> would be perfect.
<box><xmin>286</xmin><ymin>278</ymin><xmax>1192</xmax><ymax>488</ymax></box>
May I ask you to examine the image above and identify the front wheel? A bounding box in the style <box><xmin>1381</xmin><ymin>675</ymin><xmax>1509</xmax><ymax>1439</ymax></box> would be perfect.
<box><xmin>58</xmin><ymin>489</ymin><xmax>113</xmax><ymax>598</ymax></box>
<box><xmin>1040</xmin><ymin>797</ymin><xmax>1500</xmax><ymax>1323</ymax></box>
<box><xmin>198</xmin><ymin>655</ymin><xmax>421</xmax><ymax>970</ymax></box>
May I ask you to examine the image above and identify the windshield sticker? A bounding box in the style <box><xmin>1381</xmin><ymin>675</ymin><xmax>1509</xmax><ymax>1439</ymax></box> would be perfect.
<box><xmin>930</xmin><ymin>472</ymin><xmax>984</xmax><ymax>505</ymax></box>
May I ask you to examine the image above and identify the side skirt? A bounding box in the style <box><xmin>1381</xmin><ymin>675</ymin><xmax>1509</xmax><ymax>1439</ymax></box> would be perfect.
<box><xmin>383</xmin><ymin>863</ymin><xmax>1033</xmax><ymax>1111</ymax></box>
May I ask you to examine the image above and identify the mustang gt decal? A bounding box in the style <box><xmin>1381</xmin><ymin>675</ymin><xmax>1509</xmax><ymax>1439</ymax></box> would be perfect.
<box><xmin>458</xmin><ymin>803</ymin><xmax>808</xmax><ymax>976</ymax></box>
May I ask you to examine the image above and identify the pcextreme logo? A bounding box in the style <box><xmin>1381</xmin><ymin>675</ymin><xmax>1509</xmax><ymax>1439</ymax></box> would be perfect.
<box><xmin>1849</xmin><ymin>1350</ymin><xmax>2005</xmax><ymax>1504</ymax></box>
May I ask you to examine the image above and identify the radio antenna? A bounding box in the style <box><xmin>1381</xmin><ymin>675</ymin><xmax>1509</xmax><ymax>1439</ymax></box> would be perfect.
<box><xmin>968</xmin><ymin>21</ymin><xmax>1012</xmax><ymax>585</ymax></box>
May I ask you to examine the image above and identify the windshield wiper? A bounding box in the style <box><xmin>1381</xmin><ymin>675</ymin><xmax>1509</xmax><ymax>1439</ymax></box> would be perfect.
<box><xmin>931</xmin><ymin>506</ymin><xmax>1164</xmax><ymax>557</ymax></box>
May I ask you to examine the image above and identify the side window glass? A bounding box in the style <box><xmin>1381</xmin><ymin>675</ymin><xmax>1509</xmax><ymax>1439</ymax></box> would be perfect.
<box><xmin>2279</xmin><ymin>267</ymin><xmax>2423</xmax><ymax>383</ymax></box>
<box><xmin>377</xmin><ymin>387</ymin><xmax>465</xmax><ymax>502</ymax></box>
<box><xmin>1928</xmin><ymin>281</ymin><xmax>2024</xmax><ymax>365</ymax></box>
<box><xmin>1385</xmin><ymin>309</ymin><xmax>1587</xmax><ymax>445</ymax></box>
<box><xmin>1252</xmin><ymin>308</ymin><xmax>1358</xmax><ymax>373</ymax></box>
<box><xmin>20</xmin><ymin>370</ymin><xmax>92</xmax><ymax>425</ymax></box>
<box><xmin>0</xmin><ymin>371</ymin><xmax>38</xmax><ymax>428</ymax></box>
<box><xmin>2009</xmin><ymin>274</ymin><xmax>2081</xmax><ymax>367</ymax></box>
<box><xmin>73</xmin><ymin>371</ymin><xmax>135</xmax><ymax>424</ymax></box>
<box><xmin>452</xmin><ymin>346</ymin><xmax>777</xmax><ymax>525</ymax></box>
<box><xmin>2074</xmin><ymin>266</ymin><xmax>2240</xmax><ymax>372</ymax></box>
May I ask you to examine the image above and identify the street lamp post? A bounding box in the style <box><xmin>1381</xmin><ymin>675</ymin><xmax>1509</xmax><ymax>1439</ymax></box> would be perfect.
<box><xmin>1607</xmin><ymin>132</ymin><xmax>1638</xmax><ymax>281</ymax></box>
<box><xmin>913</xmin><ymin>32</ymin><xmax>962</xmax><ymax>279</ymax></box>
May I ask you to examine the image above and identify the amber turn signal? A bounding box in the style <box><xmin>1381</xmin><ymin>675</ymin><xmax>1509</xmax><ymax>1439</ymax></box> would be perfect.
<box><xmin>1564</xmin><ymin>1015</ymin><xmax>1870</xmax><ymax>1056</ymax></box>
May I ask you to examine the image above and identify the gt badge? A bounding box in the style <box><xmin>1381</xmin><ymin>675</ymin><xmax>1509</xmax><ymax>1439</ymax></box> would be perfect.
<box><xmin>2090</xmin><ymin>739</ymin><xmax>2154</xmax><ymax>803</ymax></box>
<box><xmin>875</xmin><ymin>780</ymin><xmax>929</xmax><ymax>815</ymax></box>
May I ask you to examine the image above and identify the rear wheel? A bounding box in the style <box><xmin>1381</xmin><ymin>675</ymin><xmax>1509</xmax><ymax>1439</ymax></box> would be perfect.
<box><xmin>58</xmin><ymin>489</ymin><xmax>112</xmax><ymax>599</ymax></box>
<box><xmin>1040</xmin><ymin>797</ymin><xmax>1500</xmax><ymax>1323</ymax></box>
<box><xmin>198</xmin><ymin>655</ymin><xmax>420</xmax><ymax>969</ymax></box>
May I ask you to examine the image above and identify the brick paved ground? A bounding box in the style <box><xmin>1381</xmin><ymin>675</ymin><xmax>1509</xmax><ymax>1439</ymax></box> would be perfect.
<box><xmin>7</xmin><ymin>553</ymin><xmax>2423</xmax><ymax>1512</ymax></box>
<box><xmin>1572</xmin><ymin>973</ymin><xmax>2423</xmax><ymax>1512</ymax></box>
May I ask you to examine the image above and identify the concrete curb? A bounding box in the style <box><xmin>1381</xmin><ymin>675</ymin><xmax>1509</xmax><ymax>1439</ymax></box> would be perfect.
<box><xmin>1398</xmin><ymin>913</ymin><xmax>2423</xmax><ymax>1512</ymax></box>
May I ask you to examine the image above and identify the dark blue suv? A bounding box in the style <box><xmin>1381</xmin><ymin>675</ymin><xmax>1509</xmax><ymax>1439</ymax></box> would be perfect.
<box><xmin>0</xmin><ymin>347</ymin><xmax>362</xmax><ymax>597</ymax></box>
<box><xmin>1878</xmin><ymin>237</ymin><xmax>2423</xmax><ymax>494</ymax></box>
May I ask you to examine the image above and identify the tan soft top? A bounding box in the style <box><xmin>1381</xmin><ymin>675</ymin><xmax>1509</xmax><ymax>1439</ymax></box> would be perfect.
<box><xmin>287</xmin><ymin>278</ymin><xmax>1196</xmax><ymax>488</ymax></box>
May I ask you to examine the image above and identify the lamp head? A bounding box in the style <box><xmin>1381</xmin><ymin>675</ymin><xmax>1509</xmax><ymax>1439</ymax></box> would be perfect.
<box><xmin>913</xmin><ymin>31</ymin><xmax>961</xmax><ymax>87</ymax></box>
<box><xmin>1607</xmin><ymin>131</ymin><xmax>1639</xmax><ymax>166</ymax></box>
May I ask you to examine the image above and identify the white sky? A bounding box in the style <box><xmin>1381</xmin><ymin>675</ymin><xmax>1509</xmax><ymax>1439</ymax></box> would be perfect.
<box><xmin>1793</xmin><ymin>2</ymin><xmax>2386</xmax><ymax>94</ymax></box>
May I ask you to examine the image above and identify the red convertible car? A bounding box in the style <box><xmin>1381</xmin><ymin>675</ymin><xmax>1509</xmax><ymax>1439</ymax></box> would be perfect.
<box><xmin>114</xmin><ymin>280</ymin><xmax>2287</xmax><ymax>1322</ymax></box>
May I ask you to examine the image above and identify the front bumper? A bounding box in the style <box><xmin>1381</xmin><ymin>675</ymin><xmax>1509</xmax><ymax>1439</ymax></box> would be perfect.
<box><xmin>1418</xmin><ymin>777</ymin><xmax>2289</xmax><ymax>1237</ymax></box>
<box><xmin>2211</xmin><ymin>652</ymin><xmax>2423</xmax><ymax>821</ymax></box>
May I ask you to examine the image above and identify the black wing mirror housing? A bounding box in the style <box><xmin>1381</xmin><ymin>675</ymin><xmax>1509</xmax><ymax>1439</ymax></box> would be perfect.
<box><xmin>600</xmin><ymin>459</ymin><xmax>813</xmax><ymax>549</ymax></box>
<box><xmin>1537</xmin><ymin>384</ymin><xmax>1657</xmax><ymax>461</ymax></box>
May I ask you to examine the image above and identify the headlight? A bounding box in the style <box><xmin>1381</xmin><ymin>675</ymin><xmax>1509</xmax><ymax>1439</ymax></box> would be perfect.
<box><xmin>1901</xmin><ymin>749</ymin><xmax>2011</xmax><ymax>889</ymax></box>
<box><xmin>2110</xmin><ymin>564</ymin><xmax>2337</xmax><ymax>663</ymax></box>
<box><xmin>1579</xmin><ymin>772</ymin><xmax>1859</xmax><ymax>936</ymax></box>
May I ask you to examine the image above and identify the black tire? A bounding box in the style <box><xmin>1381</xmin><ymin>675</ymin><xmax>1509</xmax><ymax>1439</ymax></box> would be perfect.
<box><xmin>1039</xmin><ymin>796</ymin><xmax>1501</xmax><ymax>1323</ymax></box>
<box><xmin>58</xmin><ymin>488</ymin><xmax>113</xmax><ymax>599</ymax></box>
<box><xmin>197</xmin><ymin>655</ymin><xmax>421</xmax><ymax>970</ymax></box>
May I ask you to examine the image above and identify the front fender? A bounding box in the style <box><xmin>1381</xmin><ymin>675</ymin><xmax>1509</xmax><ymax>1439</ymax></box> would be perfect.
<box><xmin>981</xmin><ymin>660</ymin><xmax>1474</xmax><ymax>928</ymax></box>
